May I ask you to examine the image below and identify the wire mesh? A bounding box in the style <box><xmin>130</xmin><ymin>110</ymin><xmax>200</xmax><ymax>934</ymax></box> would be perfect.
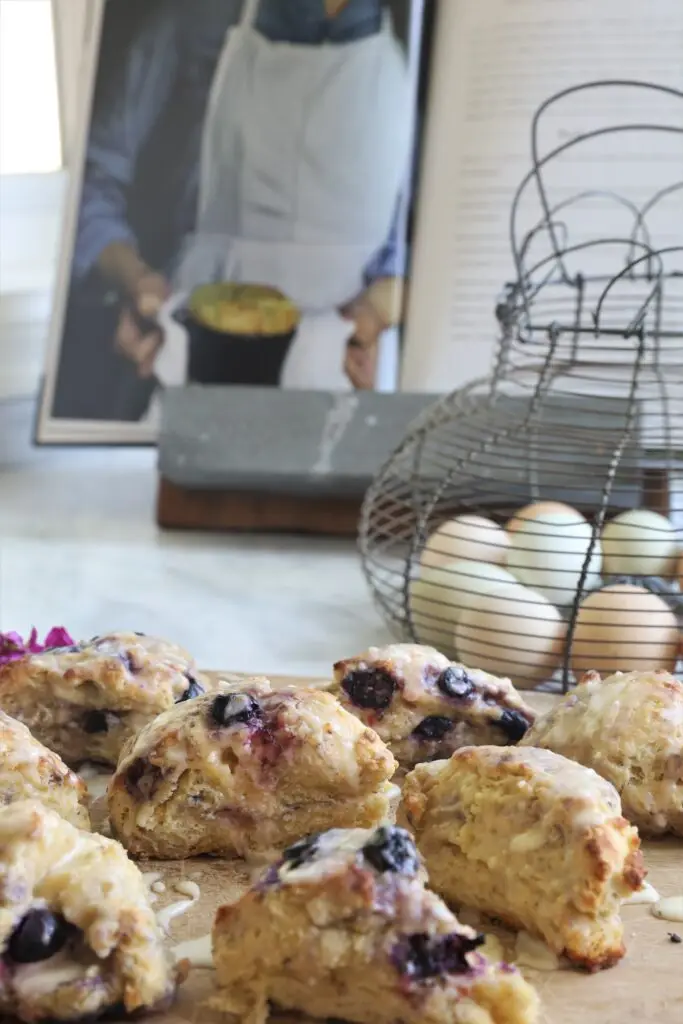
<box><xmin>360</xmin><ymin>80</ymin><xmax>683</xmax><ymax>691</ymax></box>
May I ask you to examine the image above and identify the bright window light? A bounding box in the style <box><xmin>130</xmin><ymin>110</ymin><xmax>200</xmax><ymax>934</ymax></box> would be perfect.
<box><xmin>0</xmin><ymin>0</ymin><xmax>62</xmax><ymax>175</ymax></box>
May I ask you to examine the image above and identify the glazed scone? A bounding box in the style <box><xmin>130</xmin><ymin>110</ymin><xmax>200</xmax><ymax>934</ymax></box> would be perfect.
<box><xmin>0</xmin><ymin>801</ymin><xmax>177</xmax><ymax>1022</ymax></box>
<box><xmin>521</xmin><ymin>669</ymin><xmax>683</xmax><ymax>836</ymax></box>
<box><xmin>212</xmin><ymin>825</ymin><xmax>540</xmax><ymax>1024</ymax></box>
<box><xmin>108</xmin><ymin>682</ymin><xmax>398</xmax><ymax>859</ymax></box>
<box><xmin>331</xmin><ymin>643</ymin><xmax>536</xmax><ymax>766</ymax></box>
<box><xmin>400</xmin><ymin>746</ymin><xmax>644</xmax><ymax>971</ymax></box>
<box><xmin>0</xmin><ymin>711</ymin><xmax>90</xmax><ymax>829</ymax></box>
<box><xmin>0</xmin><ymin>630</ymin><xmax>208</xmax><ymax>768</ymax></box>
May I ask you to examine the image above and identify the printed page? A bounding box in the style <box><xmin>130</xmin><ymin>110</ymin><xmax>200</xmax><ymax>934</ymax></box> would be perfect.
<box><xmin>402</xmin><ymin>0</ymin><xmax>683</xmax><ymax>393</ymax></box>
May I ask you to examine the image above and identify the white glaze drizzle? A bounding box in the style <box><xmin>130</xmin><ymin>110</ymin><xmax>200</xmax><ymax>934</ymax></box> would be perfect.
<box><xmin>652</xmin><ymin>895</ymin><xmax>683</xmax><ymax>922</ymax></box>
<box><xmin>623</xmin><ymin>881</ymin><xmax>660</xmax><ymax>905</ymax></box>
<box><xmin>174</xmin><ymin>879</ymin><xmax>201</xmax><ymax>900</ymax></box>
<box><xmin>172</xmin><ymin>933</ymin><xmax>214</xmax><ymax>969</ymax></box>
<box><xmin>156</xmin><ymin>898</ymin><xmax>196</xmax><ymax>933</ymax></box>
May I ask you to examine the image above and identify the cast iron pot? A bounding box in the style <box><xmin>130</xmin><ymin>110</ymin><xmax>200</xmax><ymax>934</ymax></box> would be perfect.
<box><xmin>173</xmin><ymin>285</ymin><xmax>299</xmax><ymax>386</ymax></box>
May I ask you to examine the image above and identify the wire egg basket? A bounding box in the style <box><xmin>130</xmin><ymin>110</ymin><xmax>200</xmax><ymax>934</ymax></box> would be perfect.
<box><xmin>360</xmin><ymin>80</ymin><xmax>683</xmax><ymax>691</ymax></box>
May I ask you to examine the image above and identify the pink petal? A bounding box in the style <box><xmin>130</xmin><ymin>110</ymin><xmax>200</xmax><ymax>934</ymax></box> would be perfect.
<box><xmin>43</xmin><ymin>626</ymin><xmax>75</xmax><ymax>649</ymax></box>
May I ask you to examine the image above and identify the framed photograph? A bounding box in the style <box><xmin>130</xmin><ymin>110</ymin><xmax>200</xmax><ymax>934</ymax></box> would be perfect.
<box><xmin>37</xmin><ymin>0</ymin><xmax>430</xmax><ymax>444</ymax></box>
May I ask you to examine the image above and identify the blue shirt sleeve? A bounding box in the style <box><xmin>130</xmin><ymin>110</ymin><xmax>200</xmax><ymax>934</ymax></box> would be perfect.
<box><xmin>363</xmin><ymin>196</ymin><xmax>406</xmax><ymax>285</ymax></box>
<box><xmin>72</xmin><ymin>7</ymin><xmax>182</xmax><ymax>281</ymax></box>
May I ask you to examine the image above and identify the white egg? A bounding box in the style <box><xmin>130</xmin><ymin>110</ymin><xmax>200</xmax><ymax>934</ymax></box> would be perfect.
<box><xmin>506</xmin><ymin>502</ymin><xmax>602</xmax><ymax>605</ymax></box>
<box><xmin>420</xmin><ymin>515</ymin><xmax>509</xmax><ymax>571</ymax></box>
<box><xmin>454</xmin><ymin>582</ymin><xmax>567</xmax><ymax>688</ymax></box>
<box><xmin>570</xmin><ymin>583</ymin><xmax>679</xmax><ymax>677</ymax></box>
<box><xmin>409</xmin><ymin>560</ymin><xmax>518</xmax><ymax>650</ymax></box>
<box><xmin>601</xmin><ymin>509</ymin><xmax>678</xmax><ymax>578</ymax></box>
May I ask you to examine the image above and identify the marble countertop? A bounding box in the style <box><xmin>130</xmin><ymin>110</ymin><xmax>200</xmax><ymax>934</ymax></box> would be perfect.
<box><xmin>0</xmin><ymin>398</ymin><xmax>392</xmax><ymax>676</ymax></box>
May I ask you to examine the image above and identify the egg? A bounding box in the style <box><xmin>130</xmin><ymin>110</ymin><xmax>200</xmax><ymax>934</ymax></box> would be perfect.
<box><xmin>506</xmin><ymin>501</ymin><xmax>602</xmax><ymax>605</ymax></box>
<box><xmin>506</xmin><ymin>501</ymin><xmax>586</xmax><ymax>533</ymax></box>
<box><xmin>409</xmin><ymin>560</ymin><xmax>518</xmax><ymax>649</ymax></box>
<box><xmin>570</xmin><ymin>583</ymin><xmax>678</xmax><ymax>677</ymax></box>
<box><xmin>454</xmin><ymin>582</ymin><xmax>567</xmax><ymax>688</ymax></box>
<box><xmin>420</xmin><ymin>515</ymin><xmax>509</xmax><ymax>571</ymax></box>
<box><xmin>601</xmin><ymin>509</ymin><xmax>678</xmax><ymax>578</ymax></box>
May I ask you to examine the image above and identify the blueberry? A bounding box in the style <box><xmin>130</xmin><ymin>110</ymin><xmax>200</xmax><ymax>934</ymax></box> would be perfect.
<box><xmin>412</xmin><ymin>716</ymin><xmax>454</xmax><ymax>741</ymax></box>
<box><xmin>281</xmin><ymin>833</ymin><xmax>320</xmax><ymax>869</ymax></box>
<box><xmin>496</xmin><ymin>709</ymin><xmax>530</xmax><ymax>743</ymax></box>
<box><xmin>362</xmin><ymin>826</ymin><xmax>419</xmax><ymax>876</ymax></box>
<box><xmin>392</xmin><ymin>932</ymin><xmax>485</xmax><ymax>980</ymax></box>
<box><xmin>210</xmin><ymin>693</ymin><xmax>262</xmax><ymax>728</ymax></box>
<box><xmin>341</xmin><ymin>669</ymin><xmax>396</xmax><ymax>710</ymax></box>
<box><xmin>7</xmin><ymin>910</ymin><xmax>71</xmax><ymax>964</ymax></box>
<box><xmin>82</xmin><ymin>710</ymin><xmax>109</xmax><ymax>734</ymax></box>
<box><xmin>178</xmin><ymin>674</ymin><xmax>204</xmax><ymax>703</ymax></box>
<box><xmin>437</xmin><ymin>666</ymin><xmax>474</xmax><ymax>700</ymax></box>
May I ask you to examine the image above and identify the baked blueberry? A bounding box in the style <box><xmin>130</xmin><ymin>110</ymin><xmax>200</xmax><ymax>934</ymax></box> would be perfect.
<box><xmin>210</xmin><ymin>692</ymin><xmax>262</xmax><ymax>728</ymax></box>
<box><xmin>178</xmin><ymin>674</ymin><xmax>204</xmax><ymax>703</ymax></box>
<box><xmin>437</xmin><ymin>666</ymin><xmax>474</xmax><ymax>700</ymax></box>
<box><xmin>412</xmin><ymin>716</ymin><xmax>453</xmax><ymax>741</ymax></box>
<box><xmin>7</xmin><ymin>909</ymin><xmax>71</xmax><ymax>964</ymax></box>
<box><xmin>82</xmin><ymin>710</ymin><xmax>110</xmax><ymax>734</ymax></box>
<box><xmin>282</xmin><ymin>833</ymin><xmax>320</xmax><ymax>870</ymax></box>
<box><xmin>392</xmin><ymin>931</ymin><xmax>484</xmax><ymax>981</ymax></box>
<box><xmin>362</xmin><ymin>826</ymin><xmax>419</xmax><ymax>876</ymax></box>
<box><xmin>496</xmin><ymin>708</ymin><xmax>530</xmax><ymax>743</ymax></box>
<box><xmin>341</xmin><ymin>668</ymin><xmax>396</xmax><ymax>711</ymax></box>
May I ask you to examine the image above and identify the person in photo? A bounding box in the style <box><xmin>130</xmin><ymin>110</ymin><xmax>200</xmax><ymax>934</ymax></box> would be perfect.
<box><xmin>66</xmin><ymin>0</ymin><xmax>414</xmax><ymax>420</ymax></box>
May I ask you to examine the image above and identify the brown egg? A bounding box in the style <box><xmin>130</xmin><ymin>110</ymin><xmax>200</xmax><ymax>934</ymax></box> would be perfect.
<box><xmin>506</xmin><ymin>501</ymin><xmax>586</xmax><ymax>534</ymax></box>
<box><xmin>454</xmin><ymin>582</ymin><xmax>567</xmax><ymax>689</ymax></box>
<box><xmin>420</xmin><ymin>515</ymin><xmax>509</xmax><ymax>572</ymax></box>
<box><xmin>570</xmin><ymin>583</ymin><xmax>678</xmax><ymax>677</ymax></box>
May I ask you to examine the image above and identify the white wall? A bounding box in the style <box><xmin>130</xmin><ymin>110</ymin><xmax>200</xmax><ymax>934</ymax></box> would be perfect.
<box><xmin>0</xmin><ymin>0</ymin><xmax>94</xmax><ymax>399</ymax></box>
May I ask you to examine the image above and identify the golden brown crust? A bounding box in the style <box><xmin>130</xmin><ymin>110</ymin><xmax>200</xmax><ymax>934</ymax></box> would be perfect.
<box><xmin>330</xmin><ymin>643</ymin><xmax>537</xmax><ymax>767</ymax></box>
<box><xmin>521</xmin><ymin>669</ymin><xmax>683</xmax><ymax>837</ymax></box>
<box><xmin>0</xmin><ymin>631</ymin><xmax>207</xmax><ymax>767</ymax></box>
<box><xmin>0</xmin><ymin>711</ymin><xmax>90</xmax><ymax>829</ymax></box>
<box><xmin>212</xmin><ymin>826</ymin><xmax>540</xmax><ymax>1024</ymax></box>
<box><xmin>108</xmin><ymin>682</ymin><xmax>398</xmax><ymax>859</ymax></box>
<box><xmin>0</xmin><ymin>801</ymin><xmax>177</xmax><ymax>1021</ymax></box>
<box><xmin>400</xmin><ymin>746</ymin><xmax>644</xmax><ymax>971</ymax></box>
<box><xmin>189</xmin><ymin>282</ymin><xmax>300</xmax><ymax>336</ymax></box>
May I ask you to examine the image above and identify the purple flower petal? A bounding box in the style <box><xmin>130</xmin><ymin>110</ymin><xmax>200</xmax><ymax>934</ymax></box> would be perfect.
<box><xmin>43</xmin><ymin>626</ymin><xmax>75</xmax><ymax>649</ymax></box>
<box><xmin>0</xmin><ymin>626</ymin><xmax>76</xmax><ymax>665</ymax></box>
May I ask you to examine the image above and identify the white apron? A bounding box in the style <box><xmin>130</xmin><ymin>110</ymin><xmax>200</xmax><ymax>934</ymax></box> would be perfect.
<box><xmin>155</xmin><ymin>0</ymin><xmax>411</xmax><ymax>391</ymax></box>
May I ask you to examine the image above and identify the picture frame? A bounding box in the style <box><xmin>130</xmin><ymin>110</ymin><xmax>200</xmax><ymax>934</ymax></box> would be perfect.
<box><xmin>37</xmin><ymin>0</ymin><xmax>431</xmax><ymax>445</ymax></box>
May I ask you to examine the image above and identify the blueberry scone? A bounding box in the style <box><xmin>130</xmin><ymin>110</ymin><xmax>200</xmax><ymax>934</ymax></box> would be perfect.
<box><xmin>331</xmin><ymin>643</ymin><xmax>536</xmax><ymax>767</ymax></box>
<box><xmin>0</xmin><ymin>711</ymin><xmax>90</xmax><ymax>829</ymax></box>
<box><xmin>0</xmin><ymin>801</ymin><xmax>177</xmax><ymax>1022</ymax></box>
<box><xmin>400</xmin><ymin>746</ymin><xmax>644</xmax><ymax>971</ymax></box>
<box><xmin>521</xmin><ymin>669</ymin><xmax>683</xmax><ymax>836</ymax></box>
<box><xmin>0</xmin><ymin>630</ymin><xmax>208</xmax><ymax>768</ymax></box>
<box><xmin>108</xmin><ymin>682</ymin><xmax>398</xmax><ymax>859</ymax></box>
<box><xmin>212</xmin><ymin>825</ymin><xmax>540</xmax><ymax>1024</ymax></box>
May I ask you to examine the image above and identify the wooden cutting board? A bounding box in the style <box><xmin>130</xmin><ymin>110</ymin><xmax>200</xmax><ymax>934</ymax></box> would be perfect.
<box><xmin>104</xmin><ymin>676</ymin><xmax>683</xmax><ymax>1024</ymax></box>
